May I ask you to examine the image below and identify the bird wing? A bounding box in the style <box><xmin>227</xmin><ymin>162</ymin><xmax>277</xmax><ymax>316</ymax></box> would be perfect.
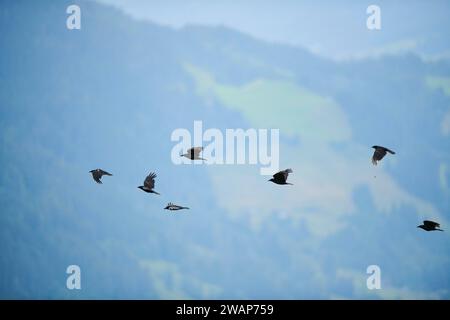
<box><xmin>282</xmin><ymin>168</ymin><xmax>293</xmax><ymax>179</ymax></box>
<box><xmin>91</xmin><ymin>170</ymin><xmax>102</xmax><ymax>182</ymax></box>
<box><xmin>144</xmin><ymin>172</ymin><xmax>156</xmax><ymax>189</ymax></box>
<box><xmin>372</xmin><ymin>148</ymin><xmax>387</xmax><ymax>162</ymax></box>
<box><xmin>423</xmin><ymin>220</ymin><xmax>440</xmax><ymax>228</ymax></box>
<box><xmin>99</xmin><ymin>169</ymin><xmax>112</xmax><ymax>176</ymax></box>
<box><xmin>383</xmin><ymin>147</ymin><xmax>395</xmax><ymax>155</ymax></box>
<box><xmin>273</xmin><ymin>169</ymin><xmax>292</xmax><ymax>181</ymax></box>
<box><xmin>272</xmin><ymin>171</ymin><xmax>285</xmax><ymax>181</ymax></box>
<box><xmin>188</xmin><ymin>147</ymin><xmax>203</xmax><ymax>157</ymax></box>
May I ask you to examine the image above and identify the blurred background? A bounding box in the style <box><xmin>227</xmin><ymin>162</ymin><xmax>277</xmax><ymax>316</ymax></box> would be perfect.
<box><xmin>0</xmin><ymin>0</ymin><xmax>449</xmax><ymax>299</ymax></box>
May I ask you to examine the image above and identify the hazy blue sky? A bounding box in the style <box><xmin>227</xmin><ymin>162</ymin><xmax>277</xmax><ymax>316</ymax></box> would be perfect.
<box><xmin>95</xmin><ymin>0</ymin><xmax>450</xmax><ymax>60</ymax></box>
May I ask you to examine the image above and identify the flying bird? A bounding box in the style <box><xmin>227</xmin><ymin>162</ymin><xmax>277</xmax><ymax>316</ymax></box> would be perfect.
<box><xmin>89</xmin><ymin>169</ymin><xmax>112</xmax><ymax>184</ymax></box>
<box><xmin>138</xmin><ymin>172</ymin><xmax>160</xmax><ymax>195</ymax></box>
<box><xmin>371</xmin><ymin>145</ymin><xmax>395</xmax><ymax>165</ymax></box>
<box><xmin>269</xmin><ymin>169</ymin><xmax>293</xmax><ymax>185</ymax></box>
<box><xmin>181</xmin><ymin>147</ymin><xmax>206</xmax><ymax>161</ymax></box>
<box><xmin>417</xmin><ymin>220</ymin><xmax>443</xmax><ymax>232</ymax></box>
<box><xmin>164</xmin><ymin>203</ymin><xmax>189</xmax><ymax>211</ymax></box>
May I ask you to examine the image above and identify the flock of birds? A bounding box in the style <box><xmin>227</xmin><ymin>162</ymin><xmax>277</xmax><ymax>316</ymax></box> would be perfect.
<box><xmin>89</xmin><ymin>145</ymin><xmax>444</xmax><ymax>231</ymax></box>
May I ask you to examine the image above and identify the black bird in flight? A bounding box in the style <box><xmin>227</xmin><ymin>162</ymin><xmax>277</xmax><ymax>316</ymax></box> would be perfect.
<box><xmin>269</xmin><ymin>169</ymin><xmax>293</xmax><ymax>185</ymax></box>
<box><xmin>138</xmin><ymin>172</ymin><xmax>160</xmax><ymax>195</ymax></box>
<box><xmin>89</xmin><ymin>169</ymin><xmax>112</xmax><ymax>184</ymax></box>
<box><xmin>371</xmin><ymin>145</ymin><xmax>395</xmax><ymax>165</ymax></box>
<box><xmin>181</xmin><ymin>147</ymin><xmax>206</xmax><ymax>161</ymax></box>
<box><xmin>417</xmin><ymin>220</ymin><xmax>443</xmax><ymax>231</ymax></box>
<box><xmin>164</xmin><ymin>203</ymin><xmax>189</xmax><ymax>211</ymax></box>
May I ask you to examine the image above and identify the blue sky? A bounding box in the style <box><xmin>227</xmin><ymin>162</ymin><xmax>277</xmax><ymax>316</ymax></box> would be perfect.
<box><xmin>95</xmin><ymin>0</ymin><xmax>450</xmax><ymax>60</ymax></box>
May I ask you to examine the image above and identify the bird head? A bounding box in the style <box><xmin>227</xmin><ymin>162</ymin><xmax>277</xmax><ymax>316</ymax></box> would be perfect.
<box><xmin>89</xmin><ymin>170</ymin><xmax>94</xmax><ymax>173</ymax></box>
<box><xmin>371</xmin><ymin>146</ymin><xmax>377</xmax><ymax>149</ymax></box>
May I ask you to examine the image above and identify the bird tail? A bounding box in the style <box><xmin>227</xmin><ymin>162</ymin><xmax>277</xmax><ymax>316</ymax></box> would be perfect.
<box><xmin>371</xmin><ymin>158</ymin><xmax>377</xmax><ymax>166</ymax></box>
<box><xmin>437</xmin><ymin>228</ymin><xmax>444</xmax><ymax>231</ymax></box>
<box><xmin>153</xmin><ymin>191</ymin><xmax>160</xmax><ymax>195</ymax></box>
<box><xmin>182</xmin><ymin>207</ymin><xmax>190</xmax><ymax>210</ymax></box>
<box><xmin>286</xmin><ymin>183</ymin><xmax>293</xmax><ymax>185</ymax></box>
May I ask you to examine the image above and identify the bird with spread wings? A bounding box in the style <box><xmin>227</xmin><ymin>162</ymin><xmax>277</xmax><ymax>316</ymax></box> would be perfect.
<box><xmin>418</xmin><ymin>220</ymin><xmax>443</xmax><ymax>231</ymax></box>
<box><xmin>164</xmin><ymin>203</ymin><xmax>189</xmax><ymax>211</ymax></box>
<box><xmin>138</xmin><ymin>172</ymin><xmax>160</xmax><ymax>195</ymax></box>
<box><xmin>371</xmin><ymin>145</ymin><xmax>395</xmax><ymax>165</ymax></box>
<box><xmin>268</xmin><ymin>169</ymin><xmax>293</xmax><ymax>185</ymax></box>
<box><xmin>181</xmin><ymin>147</ymin><xmax>206</xmax><ymax>161</ymax></box>
<box><xmin>89</xmin><ymin>169</ymin><xmax>112</xmax><ymax>184</ymax></box>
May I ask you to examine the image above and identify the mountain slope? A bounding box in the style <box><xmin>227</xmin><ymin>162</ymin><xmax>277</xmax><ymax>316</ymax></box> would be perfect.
<box><xmin>0</xmin><ymin>0</ymin><xmax>449</xmax><ymax>299</ymax></box>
